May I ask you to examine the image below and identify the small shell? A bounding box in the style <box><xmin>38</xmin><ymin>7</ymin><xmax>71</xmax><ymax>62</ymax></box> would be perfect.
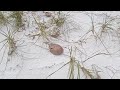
<box><xmin>44</xmin><ymin>12</ymin><xmax>52</xmax><ymax>17</ymax></box>
<box><xmin>51</xmin><ymin>31</ymin><xmax>60</xmax><ymax>38</ymax></box>
<box><xmin>49</xmin><ymin>44</ymin><xmax>64</xmax><ymax>55</ymax></box>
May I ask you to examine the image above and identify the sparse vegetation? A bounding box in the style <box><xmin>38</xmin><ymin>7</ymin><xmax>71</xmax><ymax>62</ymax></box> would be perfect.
<box><xmin>0</xmin><ymin>11</ymin><xmax>120</xmax><ymax>79</ymax></box>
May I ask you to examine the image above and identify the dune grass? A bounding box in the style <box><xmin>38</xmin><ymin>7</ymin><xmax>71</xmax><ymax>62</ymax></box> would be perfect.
<box><xmin>9</xmin><ymin>11</ymin><xmax>24</xmax><ymax>31</ymax></box>
<box><xmin>0</xmin><ymin>11</ymin><xmax>10</xmax><ymax>26</ymax></box>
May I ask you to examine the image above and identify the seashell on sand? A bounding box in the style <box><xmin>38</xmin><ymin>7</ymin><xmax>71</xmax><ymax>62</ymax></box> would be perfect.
<box><xmin>49</xmin><ymin>44</ymin><xmax>64</xmax><ymax>55</ymax></box>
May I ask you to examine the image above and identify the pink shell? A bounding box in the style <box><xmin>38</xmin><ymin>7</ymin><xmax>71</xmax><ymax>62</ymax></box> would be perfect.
<box><xmin>49</xmin><ymin>44</ymin><xmax>64</xmax><ymax>55</ymax></box>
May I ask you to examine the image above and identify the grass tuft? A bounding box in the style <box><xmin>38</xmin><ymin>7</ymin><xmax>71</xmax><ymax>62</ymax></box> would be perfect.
<box><xmin>9</xmin><ymin>11</ymin><xmax>24</xmax><ymax>31</ymax></box>
<box><xmin>0</xmin><ymin>11</ymin><xmax>9</xmax><ymax>26</ymax></box>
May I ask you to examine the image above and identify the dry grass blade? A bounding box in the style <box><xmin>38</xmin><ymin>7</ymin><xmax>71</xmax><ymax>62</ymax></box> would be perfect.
<box><xmin>68</xmin><ymin>57</ymin><xmax>75</xmax><ymax>79</ymax></box>
<box><xmin>76</xmin><ymin>62</ymin><xmax>81</xmax><ymax>79</ymax></box>
<box><xmin>83</xmin><ymin>53</ymin><xmax>110</xmax><ymax>63</ymax></box>
<box><xmin>67</xmin><ymin>47</ymin><xmax>76</xmax><ymax>79</ymax></box>
<box><xmin>0</xmin><ymin>44</ymin><xmax>7</xmax><ymax>64</ymax></box>
<box><xmin>46</xmin><ymin>61</ymin><xmax>70</xmax><ymax>79</ymax></box>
